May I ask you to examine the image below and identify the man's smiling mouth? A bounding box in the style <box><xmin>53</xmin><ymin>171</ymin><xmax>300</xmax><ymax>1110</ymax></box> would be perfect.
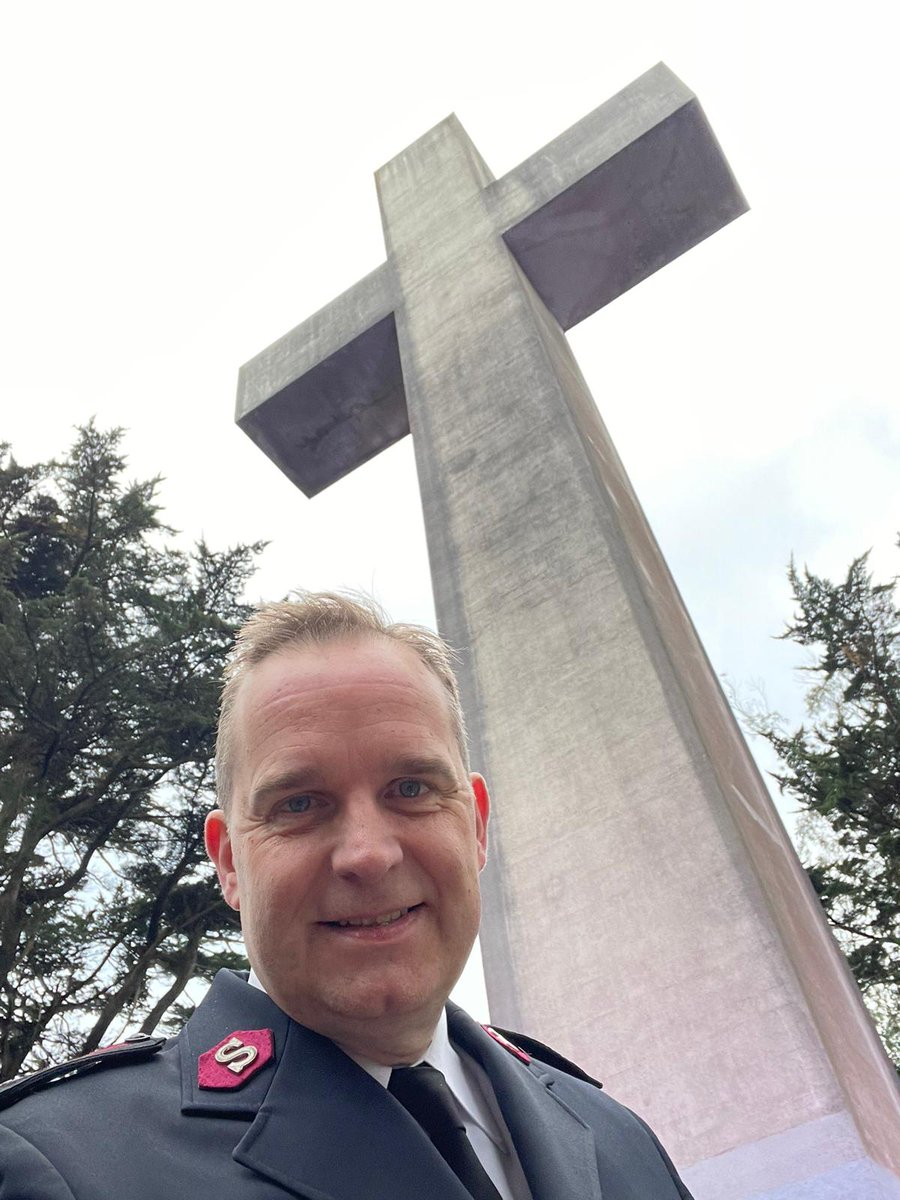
<box><xmin>324</xmin><ymin>905</ymin><xmax>422</xmax><ymax>928</ymax></box>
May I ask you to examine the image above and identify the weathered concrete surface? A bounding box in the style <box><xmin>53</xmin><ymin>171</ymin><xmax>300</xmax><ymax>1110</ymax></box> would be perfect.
<box><xmin>236</xmin><ymin>64</ymin><xmax>900</xmax><ymax>1196</ymax></box>
<box><xmin>496</xmin><ymin>72</ymin><xmax>743</xmax><ymax>329</ymax></box>
<box><xmin>237</xmin><ymin>267</ymin><xmax>406</xmax><ymax>495</ymax></box>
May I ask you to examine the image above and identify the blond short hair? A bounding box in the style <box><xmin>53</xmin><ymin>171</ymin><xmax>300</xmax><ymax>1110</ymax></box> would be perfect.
<box><xmin>215</xmin><ymin>591</ymin><xmax>468</xmax><ymax>809</ymax></box>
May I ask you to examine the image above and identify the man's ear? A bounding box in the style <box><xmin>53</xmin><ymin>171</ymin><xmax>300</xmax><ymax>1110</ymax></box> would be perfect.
<box><xmin>470</xmin><ymin>774</ymin><xmax>490</xmax><ymax>871</ymax></box>
<box><xmin>205</xmin><ymin>810</ymin><xmax>241</xmax><ymax>911</ymax></box>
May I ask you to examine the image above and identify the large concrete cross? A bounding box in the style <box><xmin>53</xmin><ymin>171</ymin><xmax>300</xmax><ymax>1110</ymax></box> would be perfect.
<box><xmin>237</xmin><ymin>65</ymin><xmax>900</xmax><ymax>1197</ymax></box>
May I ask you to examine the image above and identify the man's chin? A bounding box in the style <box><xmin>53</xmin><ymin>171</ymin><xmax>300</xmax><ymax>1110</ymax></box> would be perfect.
<box><xmin>323</xmin><ymin>978</ymin><xmax>440</xmax><ymax>1022</ymax></box>
<box><xmin>273</xmin><ymin>975</ymin><xmax>443</xmax><ymax>1035</ymax></box>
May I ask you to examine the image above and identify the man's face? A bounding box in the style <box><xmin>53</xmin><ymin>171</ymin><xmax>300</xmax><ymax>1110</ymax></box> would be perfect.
<box><xmin>205</xmin><ymin>636</ymin><xmax>488</xmax><ymax>1053</ymax></box>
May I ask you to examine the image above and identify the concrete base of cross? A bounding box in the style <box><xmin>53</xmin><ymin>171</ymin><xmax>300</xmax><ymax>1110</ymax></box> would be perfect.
<box><xmin>682</xmin><ymin>1112</ymin><xmax>900</xmax><ymax>1199</ymax></box>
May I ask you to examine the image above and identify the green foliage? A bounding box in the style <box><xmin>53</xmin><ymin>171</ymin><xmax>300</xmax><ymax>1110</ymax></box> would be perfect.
<box><xmin>758</xmin><ymin>544</ymin><xmax>899</xmax><ymax>1064</ymax></box>
<box><xmin>0</xmin><ymin>425</ymin><xmax>264</xmax><ymax>1078</ymax></box>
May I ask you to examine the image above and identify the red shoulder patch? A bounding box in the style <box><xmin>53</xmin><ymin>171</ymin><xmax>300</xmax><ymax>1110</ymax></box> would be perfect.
<box><xmin>481</xmin><ymin>1025</ymin><xmax>531</xmax><ymax>1063</ymax></box>
<box><xmin>198</xmin><ymin>1029</ymin><xmax>274</xmax><ymax>1090</ymax></box>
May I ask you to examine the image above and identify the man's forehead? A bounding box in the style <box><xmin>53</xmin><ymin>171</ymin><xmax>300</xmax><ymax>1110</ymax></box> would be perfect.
<box><xmin>228</xmin><ymin>635</ymin><xmax>462</xmax><ymax>787</ymax></box>
<box><xmin>243</xmin><ymin>635</ymin><xmax>431</xmax><ymax>695</ymax></box>
<box><xmin>232</xmin><ymin>635</ymin><xmax>452</xmax><ymax>733</ymax></box>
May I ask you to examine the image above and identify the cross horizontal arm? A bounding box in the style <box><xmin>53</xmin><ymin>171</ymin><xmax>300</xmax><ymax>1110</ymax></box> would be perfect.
<box><xmin>494</xmin><ymin>63</ymin><xmax>748</xmax><ymax>329</ymax></box>
<box><xmin>234</xmin><ymin>65</ymin><xmax>747</xmax><ymax>499</ymax></box>
<box><xmin>236</xmin><ymin>264</ymin><xmax>406</xmax><ymax>496</ymax></box>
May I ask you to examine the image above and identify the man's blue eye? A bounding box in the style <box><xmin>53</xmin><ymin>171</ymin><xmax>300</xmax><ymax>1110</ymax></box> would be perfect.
<box><xmin>286</xmin><ymin>795</ymin><xmax>312</xmax><ymax>813</ymax></box>
<box><xmin>398</xmin><ymin>780</ymin><xmax>423</xmax><ymax>798</ymax></box>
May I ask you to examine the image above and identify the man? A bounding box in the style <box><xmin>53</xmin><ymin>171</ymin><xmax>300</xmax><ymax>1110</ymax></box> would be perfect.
<box><xmin>0</xmin><ymin>593</ymin><xmax>693</xmax><ymax>1199</ymax></box>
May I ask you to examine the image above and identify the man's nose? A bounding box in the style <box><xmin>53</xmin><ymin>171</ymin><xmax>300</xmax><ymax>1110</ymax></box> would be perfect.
<box><xmin>329</xmin><ymin>796</ymin><xmax>403</xmax><ymax>881</ymax></box>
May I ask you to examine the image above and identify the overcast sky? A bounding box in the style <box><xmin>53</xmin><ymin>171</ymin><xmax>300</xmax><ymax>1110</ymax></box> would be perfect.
<box><xmin>3</xmin><ymin>1</ymin><xmax>897</xmax><ymax>1016</ymax></box>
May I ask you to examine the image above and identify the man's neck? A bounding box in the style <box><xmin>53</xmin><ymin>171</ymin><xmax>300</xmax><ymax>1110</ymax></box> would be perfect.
<box><xmin>329</xmin><ymin>1018</ymin><xmax>435</xmax><ymax>1067</ymax></box>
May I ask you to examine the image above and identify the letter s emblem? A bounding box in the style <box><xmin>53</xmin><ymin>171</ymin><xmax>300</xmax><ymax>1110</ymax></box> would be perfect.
<box><xmin>213</xmin><ymin>1036</ymin><xmax>259</xmax><ymax>1074</ymax></box>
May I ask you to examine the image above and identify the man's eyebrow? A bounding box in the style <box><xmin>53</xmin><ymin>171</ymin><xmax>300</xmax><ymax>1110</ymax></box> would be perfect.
<box><xmin>391</xmin><ymin>756</ymin><xmax>459</xmax><ymax>783</ymax></box>
<box><xmin>247</xmin><ymin>758</ymin><xmax>461</xmax><ymax>809</ymax></box>
<box><xmin>249</xmin><ymin>768</ymin><xmax>326</xmax><ymax>808</ymax></box>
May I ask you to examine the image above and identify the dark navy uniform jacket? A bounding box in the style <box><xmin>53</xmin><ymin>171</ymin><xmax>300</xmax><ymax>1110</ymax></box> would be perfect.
<box><xmin>0</xmin><ymin>971</ymin><xmax>693</xmax><ymax>1199</ymax></box>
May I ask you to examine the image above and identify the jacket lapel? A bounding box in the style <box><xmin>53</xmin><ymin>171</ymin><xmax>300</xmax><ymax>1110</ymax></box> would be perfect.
<box><xmin>447</xmin><ymin>1003</ymin><xmax>604</xmax><ymax>1200</ymax></box>
<box><xmin>179</xmin><ymin>971</ymin><xmax>472</xmax><ymax>1200</ymax></box>
<box><xmin>180</xmin><ymin>970</ymin><xmax>292</xmax><ymax>1117</ymax></box>
<box><xmin>233</xmin><ymin>1019</ymin><xmax>471</xmax><ymax>1200</ymax></box>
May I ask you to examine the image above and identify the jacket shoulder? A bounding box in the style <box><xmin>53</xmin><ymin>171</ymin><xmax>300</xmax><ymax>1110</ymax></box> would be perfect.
<box><xmin>483</xmin><ymin>1024</ymin><xmax>604</xmax><ymax>1090</ymax></box>
<box><xmin>0</xmin><ymin>1034</ymin><xmax>167</xmax><ymax>1113</ymax></box>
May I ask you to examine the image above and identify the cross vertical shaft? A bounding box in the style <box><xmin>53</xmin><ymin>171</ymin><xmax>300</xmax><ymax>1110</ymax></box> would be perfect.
<box><xmin>236</xmin><ymin>66</ymin><xmax>900</xmax><ymax>1196</ymax></box>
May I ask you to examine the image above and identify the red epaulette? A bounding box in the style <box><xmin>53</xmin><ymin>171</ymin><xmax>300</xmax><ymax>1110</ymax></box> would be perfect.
<box><xmin>0</xmin><ymin>1033</ymin><xmax>166</xmax><ymax>1111</ymax></box>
